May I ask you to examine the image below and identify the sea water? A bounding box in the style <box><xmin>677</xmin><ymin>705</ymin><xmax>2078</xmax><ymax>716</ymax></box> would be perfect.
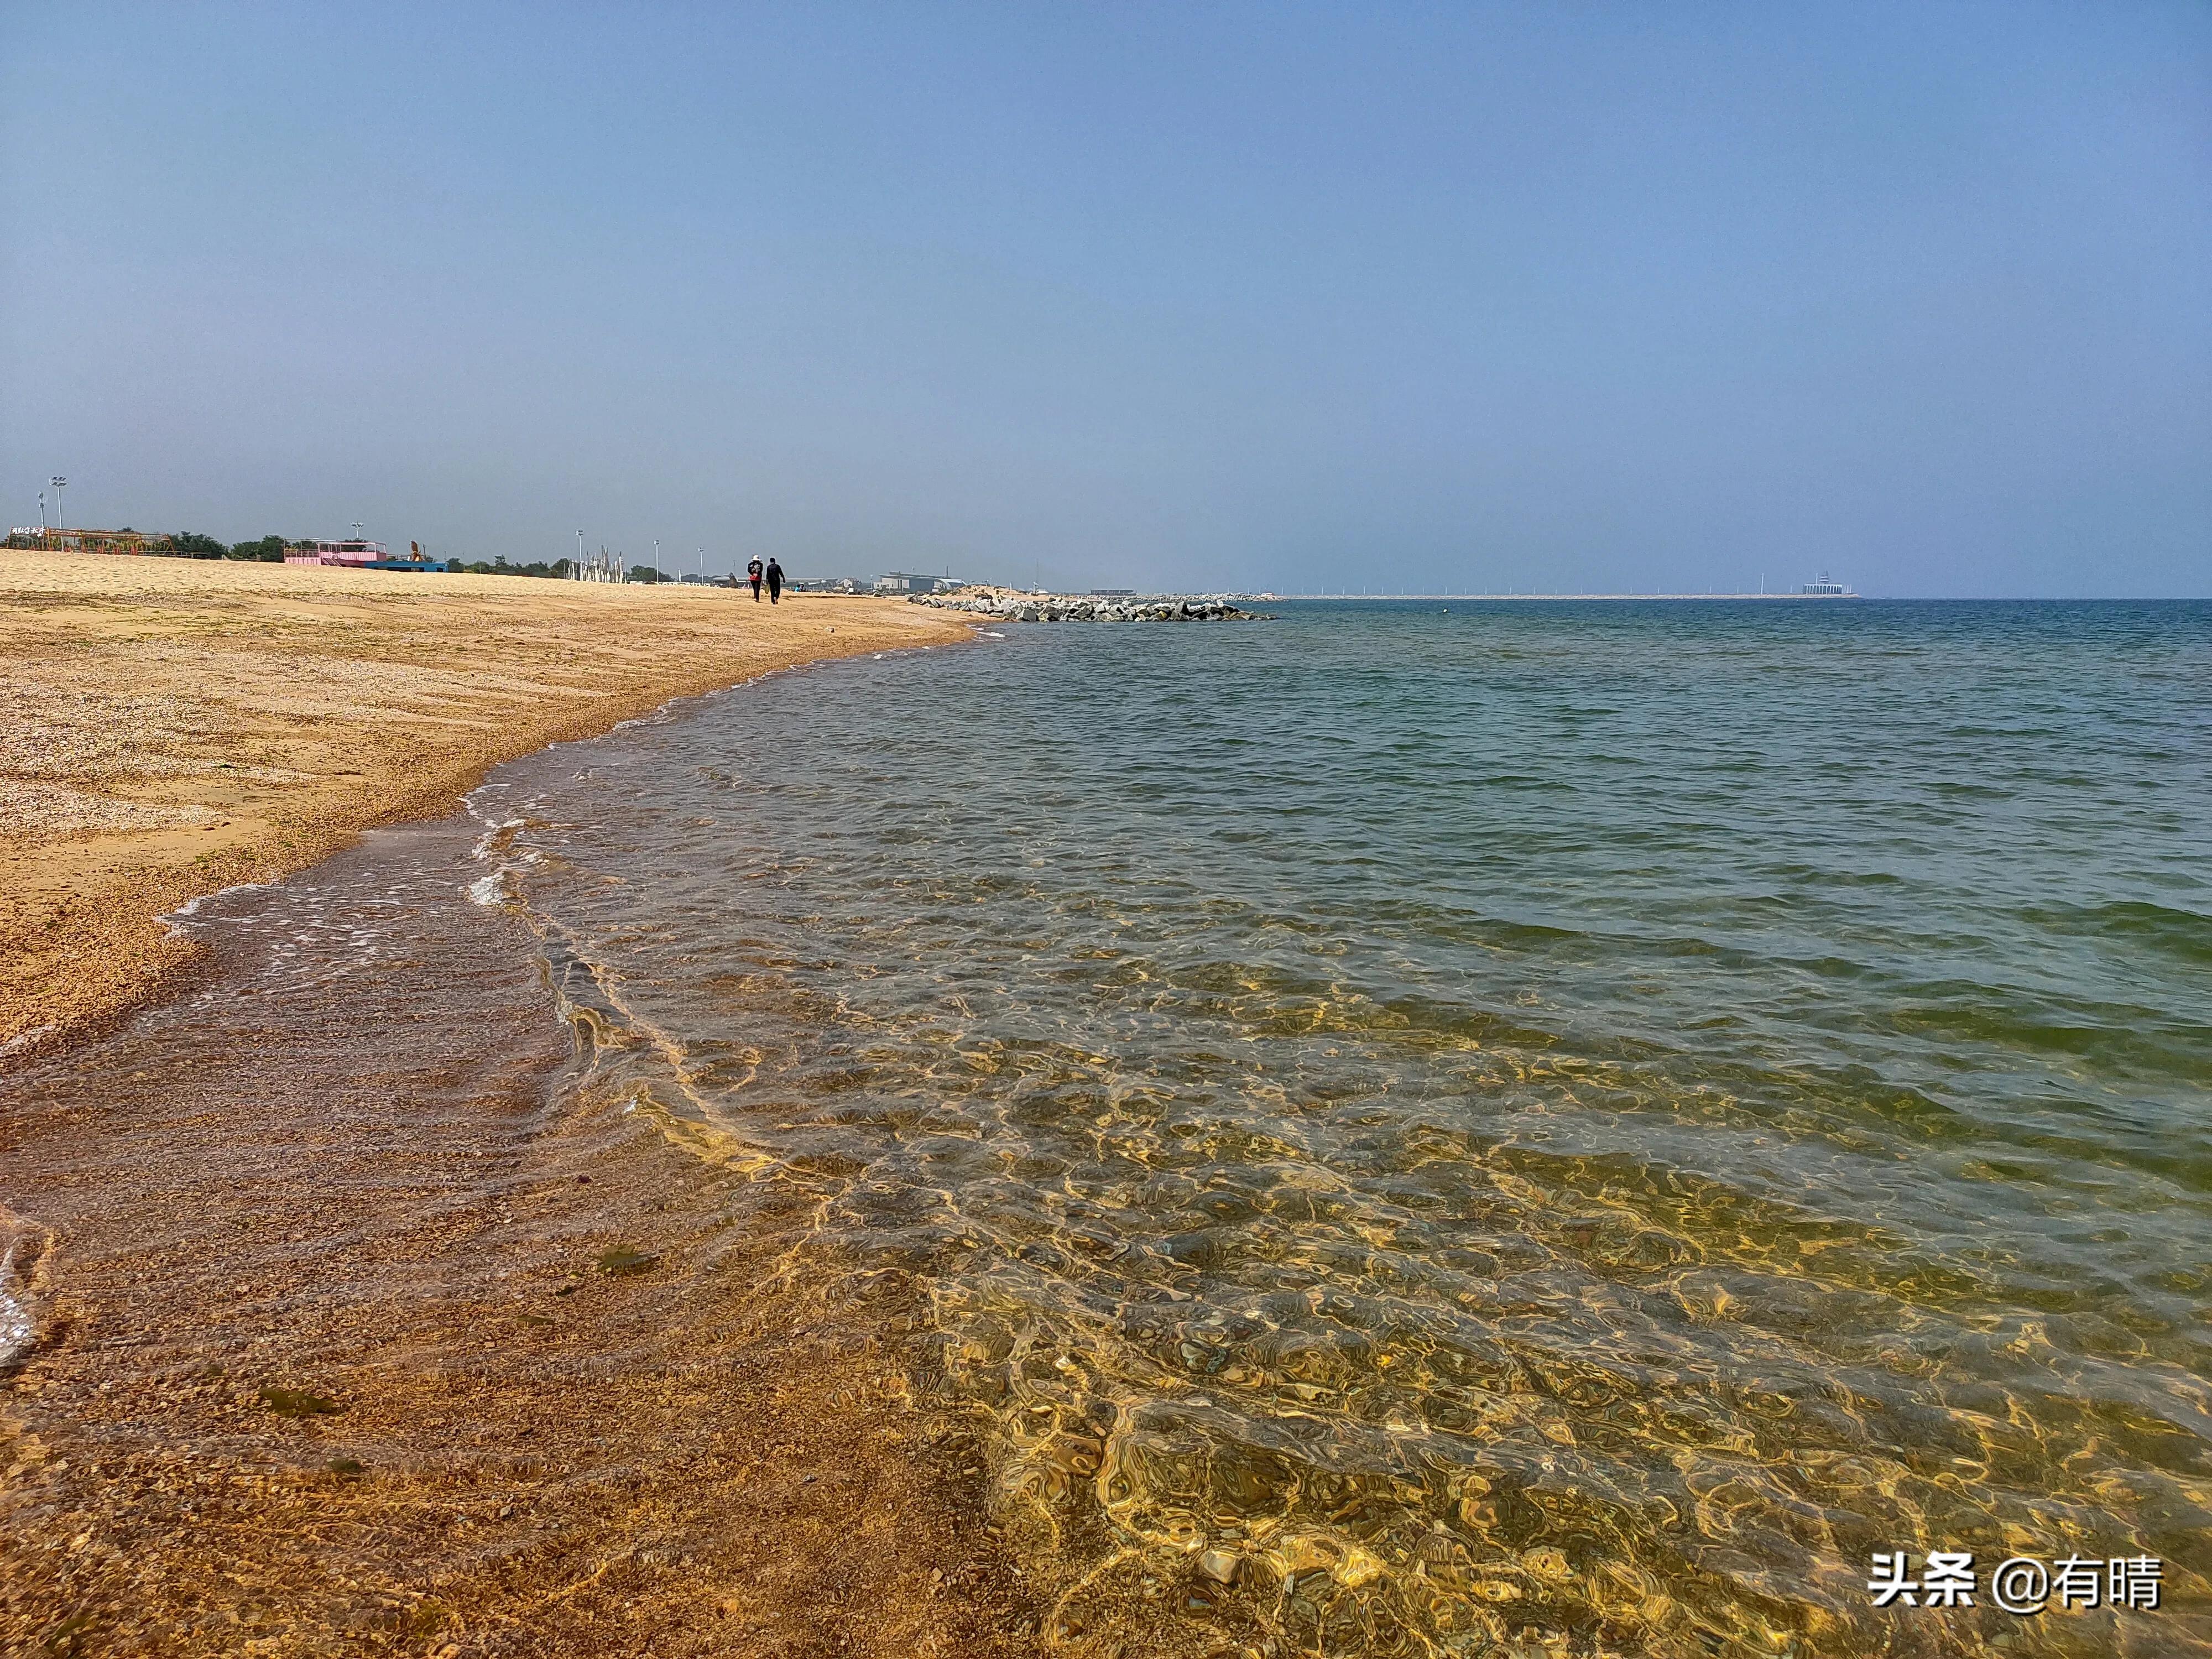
<box><xmin>474</xmin><ymin>600</ymin><xmax>2209</xmax><ymax>1655</ymax></box>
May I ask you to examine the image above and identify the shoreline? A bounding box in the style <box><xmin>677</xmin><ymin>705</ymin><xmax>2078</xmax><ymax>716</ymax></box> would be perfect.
<box><xmin>3</xmin><ymin>639</ymin><xmax>1224</xmax><ymax>1658</ymax></box>
<box><xmin>0</xmin><ymin>809</ymin><xmax>1051</xmax><ymax>1657</ymax></box>
<box><xmin>0</xmin><ymin>559</ymin><xmax>1060</xmax><ymax>1648</ymax></box>
<box><xmin>0</xmin><ymin>551</ymin><xmax>972</xmax><ymax>1054</ymax></box>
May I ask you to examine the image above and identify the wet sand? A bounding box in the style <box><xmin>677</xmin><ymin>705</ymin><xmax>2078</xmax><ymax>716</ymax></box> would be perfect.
<box><xmin>0</xmin><ymin>772</ymin><xmax>1049</xmax><ymax>1659</ymax></box>
<box><xmin>0</xmin><ymin>551</ymin><xmax>966</xmax><ymax>1053</ymax></box>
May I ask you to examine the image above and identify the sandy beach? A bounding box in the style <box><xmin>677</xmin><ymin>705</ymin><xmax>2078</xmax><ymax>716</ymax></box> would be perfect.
<box><xmin>0</xmin><ymin>551</ymin><xmax>966</xmax><ymax>1053</ymax></box>
<box><xmin>0</xmin><ymin>554</ymin><xmax>1075</xmax><ymax>1656</ymax></box>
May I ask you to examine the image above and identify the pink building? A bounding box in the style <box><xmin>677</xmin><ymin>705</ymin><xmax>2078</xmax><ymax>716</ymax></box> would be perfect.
<box><xmin>284</xmin><ymin>538</ymin><xmax>390</xmax><ymax>567</ymax></box>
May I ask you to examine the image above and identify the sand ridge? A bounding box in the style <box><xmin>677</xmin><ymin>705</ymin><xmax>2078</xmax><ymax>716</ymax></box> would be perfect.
<box><xmin>0</xmin><ymin>551</ymin><xmax>968</xmax><ymax>1052</ymax></box>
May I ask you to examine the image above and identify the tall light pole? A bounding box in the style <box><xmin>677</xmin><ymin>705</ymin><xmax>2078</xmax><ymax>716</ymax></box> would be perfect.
<box><xmin>575</xmin><ymin>530</ymin><xmax>585</xmax><ymax>580</ymax></box>
<box><xmin>653</xmin><ymin>539</ymin><xmax>661</xmax><ymax>585</ymax></box>
<box><xmin>50</xmin><ymin>477</ymin><xmax>66</xmax><ymax>533</ymax></box>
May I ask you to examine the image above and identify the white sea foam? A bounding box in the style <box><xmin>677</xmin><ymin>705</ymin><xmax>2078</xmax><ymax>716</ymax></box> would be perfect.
<box><xmin>0</xmin><ymin>1229</ymin><xmax>36</xmax><ymax>1367</ymax></box>
<box><xmin>470</xmin><ymin>817</ymin><xmax>526</xmax><ymax>862</ymax></box>
<box><xmin>0</xmin><ymin>1286</ymin><xmax>29</xmax><ymax>1368</ymax></box>
<box><xmin>161</xmin><ymin>882</ymin><xmax>274</xmax><ymax>938</ymax></box>
<box><xmin>466</xmin><ymin>870</ymin><xmax>511</xmax><ymax>906</ymax></box>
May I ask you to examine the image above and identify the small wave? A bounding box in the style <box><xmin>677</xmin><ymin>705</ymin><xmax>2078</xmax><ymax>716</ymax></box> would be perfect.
<box><xmin>161</xmin><ymin>881</ymin><xmax>274</xmax><ymax>938</ymax></box>
<box><xmin>2017</xmin><ymin>899</ymin><xmax>2212</xmax><ymax>966</ymax></box>
<box><xmin>0</xmin><ymin>1286</ymin><xmax>29</xmax><ymax>1369</ymax></box>
<box><xmin>0</xmin><ymin>1223</ymin><xmax>41</xmax><ymax>1369</ymax></box>
<box><xmin>466</xmin><ymin>870</ymin><xmax>512</xmax><ymax>907</ymax></box>
<box><xmin>170</xmin><ymin>882</ymin><xmax>273</xmax><ymax>916</ymax></box>
<box><xmin>460</xmin><ymin>778</ymin><xmax>514</xmax><ymax>816</ymax></box>
<box><xmin>469</xmin><ymin>817</ymin><xmax>527</xmax><ymax>862</ymax></box>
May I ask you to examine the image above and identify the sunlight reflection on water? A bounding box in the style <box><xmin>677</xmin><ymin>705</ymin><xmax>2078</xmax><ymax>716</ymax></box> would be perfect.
<box><xmin>483</xmin><ymin>601</ymin><xmax>2212</xmax><ymax>1656</ymax></box>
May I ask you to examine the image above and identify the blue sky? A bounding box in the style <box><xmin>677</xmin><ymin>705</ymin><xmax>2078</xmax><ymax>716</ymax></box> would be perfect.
<box><xmin>3</xmin><ymin>3</ymin><xmax>2206</xmax><ymax>594</ymax></box>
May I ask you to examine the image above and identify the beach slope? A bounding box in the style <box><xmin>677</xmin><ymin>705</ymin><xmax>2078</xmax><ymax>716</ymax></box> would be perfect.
<box><xmin>0</xmin><ymin>552</ymin><xmax>964</xmax><ymax>1051</ymax></box>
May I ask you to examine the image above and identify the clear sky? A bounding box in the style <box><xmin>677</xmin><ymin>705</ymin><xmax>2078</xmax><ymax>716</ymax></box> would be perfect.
<box><xmin>4</xmin><ymin>3</ymin><xmax>2206</xmax><ymax>595</ymax></box>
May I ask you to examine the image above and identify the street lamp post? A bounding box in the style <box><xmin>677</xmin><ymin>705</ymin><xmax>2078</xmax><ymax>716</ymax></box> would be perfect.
<box><xmin>50</xmin><ymin>477</ymin><xmax>66</xmax><ymax>535</ymax></box>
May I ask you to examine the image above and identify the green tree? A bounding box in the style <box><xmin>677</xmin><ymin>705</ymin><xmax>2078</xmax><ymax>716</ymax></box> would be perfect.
<box><xmin>173</xmin><ymin>531</ymin><xmax>227</xmax><ymax>559</ymax></box>
<box><xmin>228</xmin><ymin>535</ymin><xmax>289</xmax><ymax>562</ymax></box>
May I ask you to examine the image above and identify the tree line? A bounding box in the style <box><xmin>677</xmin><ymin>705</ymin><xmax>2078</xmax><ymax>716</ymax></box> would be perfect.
<box><xmin>164</xmin><ymin>532</ymin><xmax>303</xmax><ymax>561</ymax></box>
<box><xmin>163</xmin><ymin>535</ymin><xmax>679</xmax><ymax>583</ymax></box>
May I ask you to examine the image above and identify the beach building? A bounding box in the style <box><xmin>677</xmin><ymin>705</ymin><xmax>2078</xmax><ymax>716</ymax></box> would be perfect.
<box><xmin>875</xmin><ymin>572</ymin><xmax>964</xmax><ymax>594</ymax></box>
<box><xmin>4</xmin><ymin>526</ymin><xmax>176</xmax><ymax>555</ymax></box>
<box><xmin>285</xmin><ymin>538</ymin><xmax>454</xmax><ymax>572</ymax></box>
<box><xmin>284</xmin><ymin>537</ymin><xmax>386</xmax><ymax>566</ymax></box>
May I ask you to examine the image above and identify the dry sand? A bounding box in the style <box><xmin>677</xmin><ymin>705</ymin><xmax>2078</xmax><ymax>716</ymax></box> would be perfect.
<box><xmin>0</xmin><ymin>551</ymin><xmax>967</xmax><ymax>1052</ymax></box>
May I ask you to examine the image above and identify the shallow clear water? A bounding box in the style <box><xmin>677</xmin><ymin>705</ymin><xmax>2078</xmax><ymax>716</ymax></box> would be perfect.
<box><xmin>478</xmin><ymin>601</ymin><xmax>2211</xmax><ymax>1655</ymax></box>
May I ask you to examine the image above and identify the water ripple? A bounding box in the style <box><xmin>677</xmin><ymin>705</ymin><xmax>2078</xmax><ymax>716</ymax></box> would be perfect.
<box><xmin>489</xmin><ymin>600</ymin><xmax>2212</xmax><ymax>1655</ymax></box>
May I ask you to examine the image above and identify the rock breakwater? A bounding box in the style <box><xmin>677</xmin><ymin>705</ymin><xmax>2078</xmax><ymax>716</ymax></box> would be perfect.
<box><xmin>911</xmin><ymin>589</ymin><xmax>1258</xmax><ymax>623</ymax></box>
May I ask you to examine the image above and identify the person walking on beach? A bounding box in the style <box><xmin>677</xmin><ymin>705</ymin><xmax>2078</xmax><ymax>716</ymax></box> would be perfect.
<box><xmin>765</xmin><ymin>557</ymin><xmax>784</xmax><ymax>604</ymax></box>
<box><xmin>746</xmin><ymin>556</ymin><xmax>764</xmax><ymax>602</ymax></box>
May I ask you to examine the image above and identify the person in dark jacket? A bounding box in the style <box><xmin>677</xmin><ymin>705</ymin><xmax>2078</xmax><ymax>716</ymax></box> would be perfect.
<box><xmin>746</xmin><ymin>556</ymin><xmax>764</xmax><ymax>601</ymax></box>
<box><xmin>765</xmin><ymin>557</ymin><xmax>785</xmax><ymax>604</ymax></box>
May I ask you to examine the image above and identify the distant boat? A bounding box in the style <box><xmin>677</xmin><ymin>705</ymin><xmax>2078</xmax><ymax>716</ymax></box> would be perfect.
<box><xmin>1800</xmin><ymin>572</ymin><xmax>1855</xmax><ymax>596</ymax></box>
